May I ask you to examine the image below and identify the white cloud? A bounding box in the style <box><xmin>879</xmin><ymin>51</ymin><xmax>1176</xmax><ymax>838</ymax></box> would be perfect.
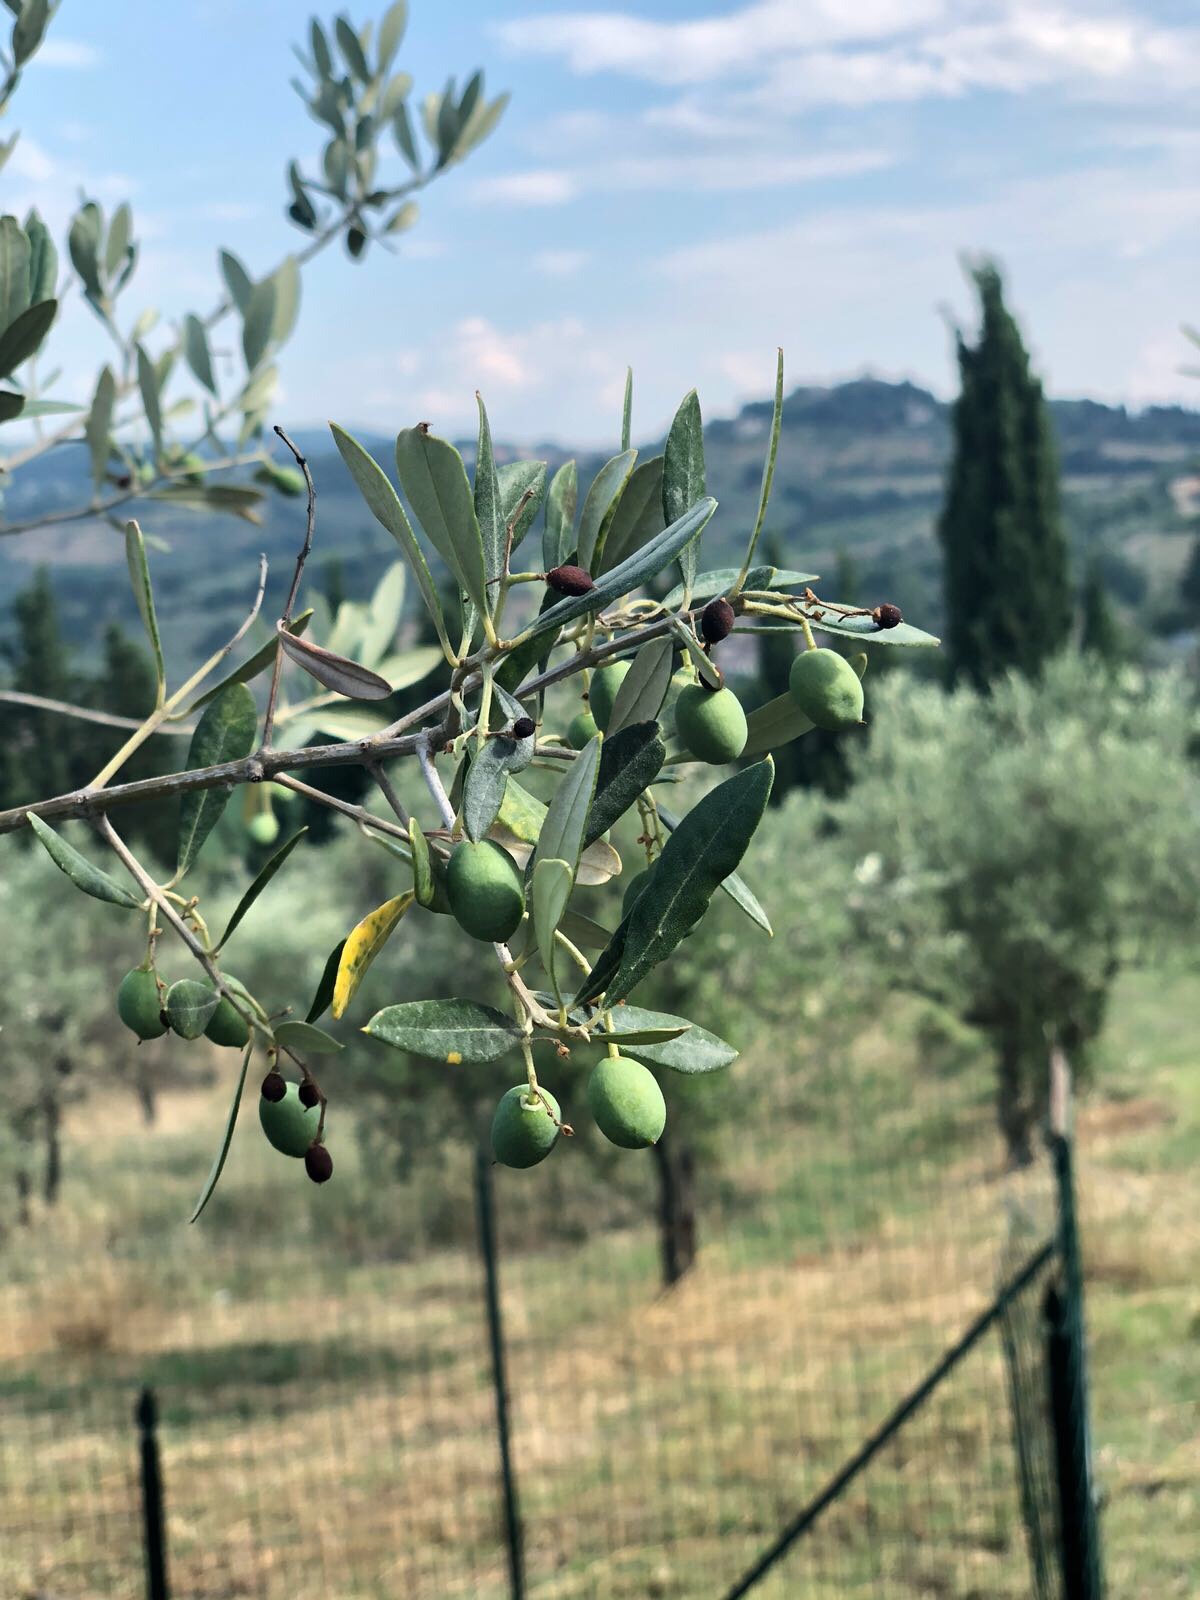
<box><xmin>498</xmin><ymin>2</ymin><xmax>1200</xmax><ymax>109</ymax></box>
<box><xmin>533</xmin><ymin>249</ymin><xmax>590</xmax><ymax>276</ymax></box>
<box><xmin>471</xmin><ymin>169</ymin><xmax>578</xmax><ymax>206</ymax></box>
<box><xmin>37</xmin><ymin>38</ymin><xmax>103</xmax><ymax>70</ymax></box>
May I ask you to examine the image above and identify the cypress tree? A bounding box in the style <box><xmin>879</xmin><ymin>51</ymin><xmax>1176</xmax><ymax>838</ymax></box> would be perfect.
<box><xmin>938</xmin><ymin>262</ymin><xmax>1070</xmax><ymax>689</ymax></box>
<box><xmin>1079</xmin><ymin>558</ymin><xmax>1123</xmax><ymax>664</ymax></box>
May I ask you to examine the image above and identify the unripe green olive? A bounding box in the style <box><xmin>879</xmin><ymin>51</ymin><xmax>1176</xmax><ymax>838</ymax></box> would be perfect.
<box><xmin>491</xmin><ymin>1084</ymin><xmax>561</xmax><ymax>1168</ymax></box>
<box><xmin>588</xmin><ymin>662</ymin><xmax>629</xmax><ymax>731</ymax></box>
<box><xmin>674</xmin><ymin>684</ymin><xmax>748</xmax><ymax>764</ymax></box>
<box><xmin>788</xmin><ymin>647</ymin><xmax>865</xmax><ymax>731</ymax></box>
<box><xmin>259</xmin><ymin>1081</ymin><xmax>321</xmax><ymax>1158</ymax></box>
<box><xmin>446</xmin><ymin>839</ymin><xmax>526</xmax><ymax>943</ymax></box>
<box><xmin>587</xmin><ymin>1055</ymin><xmax>666</xmax><ymax>1149</ymax></box>
<box><xmin>247</xmin><ymin>811</ymin><xmax>280</xmax><ymax>847</ymax></box>
<box><xmin>117</xmin><ymin>967</ymin><xmax>166</xmax><ymax>1041</ymax></box>
<box><xmin>568</xmin><ymin>709</ymin><xmax>599</xmax><ymax>749</ymax></box>
<box><xmin>202</xmin><ymin>978</ymin><xmax>251</xmax><ymax>1049</ymax></box>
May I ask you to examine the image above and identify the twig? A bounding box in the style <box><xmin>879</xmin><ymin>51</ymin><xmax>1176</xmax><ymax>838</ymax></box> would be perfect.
<box><xmin>417</xmin><ymin>736</ymin><xmax>458</xmax><ymax>831</ymax></box>
<box><xmin>0</xmin><ymin>691</ymin><xmax>195</xmax><ymax>735</ymax></box>
<box><xmin>368</xmin><ymin>762</ymin><xmax>410</xmax><ymax>828</ymax></box>
<box><xmin>273</xmin><ymin>772</ymin><xmax>412</xmax><ymax>844</ymax></box>
<box><xmin>260</xmin><ymin>426</ymin><xmax>316</xmax><ymax>750</ymax></box>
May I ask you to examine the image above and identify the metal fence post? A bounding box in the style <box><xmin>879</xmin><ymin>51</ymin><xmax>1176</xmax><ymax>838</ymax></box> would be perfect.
<box><xmin>475</xmin><ymin>1144</ymin><xmax>526</xmax><ymax>1600</ymax></box>
<box><xmin>1048</xmin><ymin>1133</ymin><xmax>1104</xmax><ymax>1600</ymax></box>
<box><xmin>135</xmin><ymin>1385</ymin><xmax>169</xmax><ymax>1600</ymax></box>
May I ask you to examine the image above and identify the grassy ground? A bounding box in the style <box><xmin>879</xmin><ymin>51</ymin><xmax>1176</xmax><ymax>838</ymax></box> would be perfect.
<box><xmin>0</xmin><ymin>968</ymin><xmax>1195</xmax><ymax>1599</ymax></box>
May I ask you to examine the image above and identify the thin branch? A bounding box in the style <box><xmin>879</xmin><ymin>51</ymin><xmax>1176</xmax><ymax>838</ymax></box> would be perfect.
<box><xmin>260</xmin><ymin>425</ymin><xmax>316</xmax><ymax>750</ymax></box>
<box><xmin>272</xmin><ymin>773</ymin><xmax>413</xmax><ymax>845</ymax></box>
<box><xmin>368</xmin><ymin>762</ymin><xmax>411</xmax><ymax>829</ymax></box>
<box><xmin>0</xmin><ymin>691</ymin><xmax>194</xmax><ymax>735</ymax></box>
<box><xmin>417</xmin><ymin>737</ymin><xmax>458</xmax><ymax>831</ymax></box>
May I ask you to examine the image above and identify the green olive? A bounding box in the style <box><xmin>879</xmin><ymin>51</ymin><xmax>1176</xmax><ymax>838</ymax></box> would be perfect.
<box><xmin>116</xmin><ymin>967</ymin><xmax>166</xmax><ymax>1041</ymax></box>
<box><xmin>674</xmin><ymin>684</ymin><xmax>748</xmax><ymax>764</ymax></box>
<box><xmin>788</xmin><ymin>648</ymin><xmax>865</xmax><ymax>731</ymax></box>
<box><xmin>247</xmin><ymin>811</ymin><xmax>280</xmax><ymax>847</ymax></box>
<box><xmin>588</xmin><ymin>662</ymin><xmax>629</xmax><ymax>731</ymax></box>
<box><xmin>490</xmin><ymin>1084</ymin><xmax>562</xmax><ymax>1169</ymax></box>
<box><xmin>568</xmin><ymin>709</ymin><xmax>599</xmax><ymax>749</ymax></box>
<box><xmin>446</xmin><ymin>839</ymin><xmax>526</xmax><ymax>943</ymax></box>
<box><xmin>202</xmin><ymin>978</ymin><xmax>251</xmax><ymax>1049</ymax></box>
<box><xmin>259</xmin><ymin>1081</ymin><xmax>321</xmax><ymax>1157</ymax></box>
<box><xmin>587</xmin><ymin>1055</ymin><xmax>666</xmax><ymax>1149</ymax></box>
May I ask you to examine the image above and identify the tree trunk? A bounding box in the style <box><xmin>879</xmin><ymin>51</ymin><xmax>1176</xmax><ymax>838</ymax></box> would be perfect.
<box><xmin>997</xmin><ymin>1030</ymin><xmax>1035</xmax><ymax>1168</ymax></box>
<box><xmin>652</xmin><ymin>1133</ymin><xmax>698</xmax><ymax>1288</ymax></box>
<box><xmin>135</xmin><ymin>1060</ymin><xmax>158</xmax><ymax>1126</ymax></box>
<box><xmin>42</xmin><ymin>1084</ymin><xmax>62</xmax><ymax>1206</ymax></box>
<box><xmin>15</xmin><ymin>1165</ymin><xmax>31</xmax><ymax>1227</ymax></box>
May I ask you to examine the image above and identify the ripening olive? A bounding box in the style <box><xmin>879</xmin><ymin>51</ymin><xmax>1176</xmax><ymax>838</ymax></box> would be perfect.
<box><xmin>788</xmin><ymin>647</ymin><xmax>865</xmax><ymax>731</ymax></box>
<box><xmin>587</xmin><ymin>1055</ymin><xmax>666</xmax><ymax>1149</ymax></box>
<box><xmin>490</xmin><ymin>1084</ymin><xmax>562</xmax><ymax>1169</ymax></box>
<box><xmin>588</xmin><ymin>662</ymin><xmax>629</xmax><ymax>731</ymax></box>
<box><xmin>259</xmin><ymin>1081</ymin><xmax>321</xmax><ymax>1158</ymax></box>
<box><xmin>446</xmin><ymin>839</ymin><xmax>526</xmax><ymax>943</ymax></box>
<box><xmin>117</xmin><ymin>967</ymin><xmax>167</xmax><ymax>1041</ymax></box>
<box><xmin>674</xmin><ymin>683</ymin><xmax>748</xmax><ymax>764</ymax></box>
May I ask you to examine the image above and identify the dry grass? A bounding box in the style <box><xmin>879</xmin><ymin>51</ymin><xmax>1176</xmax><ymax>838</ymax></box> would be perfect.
<box><xmin>0</xmin><ymin>968</ymin><xmax>1196</xmax><ymax>1598</ymax></box>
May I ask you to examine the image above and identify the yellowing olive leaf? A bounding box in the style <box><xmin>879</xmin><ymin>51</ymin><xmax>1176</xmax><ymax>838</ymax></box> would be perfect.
<box><xmin>332</xmin><ymin>891</ymin><xmax>414</xmax><ymax>1019</ymax></box>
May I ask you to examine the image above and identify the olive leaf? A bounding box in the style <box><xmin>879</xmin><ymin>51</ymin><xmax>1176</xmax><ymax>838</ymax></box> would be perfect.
<box><xmin>217</xmin><ymin>827</ymin><xmax>307</xmax><ymax>948</ymax></box>
<box><xmin>602</xmin><ymin>1008</ymin><xmax>737</xmax><ymax>1074</ymax></box>
<box><xmin>84</xmin><ymin>365</ymin><xmax>116</xmax><ymax>489</ymax></box>
<box><xmin>742</xmin><ymin>692</ymin><xmax>814</xmax><ymax>760</ymax></box>
<box><xmin>662</xmin><ymin>565</ymin><xmax>819</xmax><ymax>611</ymax></box>
<box><xmin>166</xmin><ymin>979</ymin><xmax>220</xmax><ymax>1040</ymax></box>
<box><xmin>805</xmin><ymin>607</ymin><xmax>940</xmax><ymax>648</ymax></box>
<box><xmin>600</xmin><ymin>454</ymin><xmax>664</xmax><ymax>574</ymax></box>
<box><xmin>463</xmin><ymin>726</ymin><xmax>531</xmax><ymax>843</ymax></box>
<box><xmin>275</xmin><ymin>1019</ymin><xmax>343</xmax><ymax>1055</ymax></box>
<box><xmin>735</xmin><ymin>346</ymin><xmax>784</xmax><ymax>583</ymax></box>
<box><xmin>669</xmin><ymin>616</ymin><xmax>722</xmax><ymax>690</ymax></box>
<box><xmin>473</xmin><ymin>392</ymin><xmax>504</xmax><ymax>600</ymax></box>
<box><xmin>577</xmin><ymin>447</ymin><xmax>636</xmax><ymax>573</ymax></box>
<box><xmin>183</xmin><ymin>313</ymin><xmax>216</xmax><ymax>394</ymax></box>
<box><xmin>177</xmin><ymin>683</ymin><xmax>259</xmax><ymax>874</ymax></box>
<box><xmin>583</xmin><ymin>721</ymin><xmax>665</xmax><ymax>847</ymax></box>
<box><xmin>28</xmin><ymin>815</ymin><xmax>142</xmax><ymax>909</ymax></box>
<box><xmin>190</xmin><ymin>1042</ymin><xmax>253</xmax><ymax>1224</ymax></box>
<box><xmin>408</xmin><ymin>818</ymin><xmax>436</xmax><ymax>906</ymax></box>
<box><xmin>498</xmin><ymin>459</ymin><xmax>546</xmax><ymax>555</ymax></box>
<box><xmin>663</xmin><ymin>389</ymin><xmax>705</xmax><ymax>599</ymax></box>
<box><xmin>0</xmin><ymin>296</ymin><xmax>56</xmax><ymax>379</ymax></box>
<box><xmin>519</xmin><ymin>496</ymin><xmax>717</xmax><ymax>649</ymax></box>
<box><xmin>607</xmin><ymin>637</ymin><xmax>674</xmax><ymax>735</ymax></box>
<box><xmin>531</xmin><ymin>732</ymin><xmax>601</xmax><ymax>881</ymax></box>
<box><xmin>576</xmin><ymin>759</ymin><xmax>774</xmax><ymax>1006</ymax></box>
<box><xmin>277</xmin><ymin>629</ymin><xmax>393</xmax><ymax>700</ymax></box>
<box><xmin>395</xmin><ymin>424</ymin><xmax>489</xmax><ymax>618</ymax></box>
<box><xmin>657</xmin><ymin>801</ymin><xmax>772</xmax><ymax>934</ymax></box>
<box><xmin>124</xmin><ymin>519</ymin><xmax>165</xmax><ymax>699</ymax></box>
<box><xmin>306</xmin><ymin>938</ymin><xmax>347</xmax><ymax>1024</ymax></box>
<box><xmin>533</xmin><ymin>857</ymin><xmax>573</xmax><ymax>997</ymax></box>
<box><xmin>332</xmin><ymin>891</ymin><xmax>414</xmax><ymax>1019</ymax></box>
<box><xmin>330</xmin><ymin>423</ymin><xmax>447</xmax><ymax>649</ymax></box>
<box><xmin>543</xmin><ymin>458</ymin><xmax>577</xmax><ymax>570</ymax></box>
<box><xmin>364</xmin><ymin>997</ymin><xmax>525</xmax><ymax>1063</ymax></box>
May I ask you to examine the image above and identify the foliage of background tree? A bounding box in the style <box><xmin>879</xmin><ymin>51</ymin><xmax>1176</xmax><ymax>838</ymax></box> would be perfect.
<box><xmin>826</xmin><ymin>656</ymin><xmax>1200</xmax><ymax>1163</ymax></box>
<box><xmin>938</xmin><ymin>261</ymin><xmax>1072</xmax><ymax>689</ymax></box>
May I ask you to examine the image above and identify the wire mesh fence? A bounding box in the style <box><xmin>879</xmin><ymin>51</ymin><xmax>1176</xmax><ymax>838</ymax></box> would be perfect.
<box><xmin>0</xmin><ymin>1025</ymin><xmax>1109</xmax><ymax>1600</ymax></box>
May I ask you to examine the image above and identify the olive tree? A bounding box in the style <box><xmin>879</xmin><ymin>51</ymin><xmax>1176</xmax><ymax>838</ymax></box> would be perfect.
<box><xmin>829</xmin><ymin>657</ymin><xmax>1200</xmax><ymax>1164</ymax></box>
<box><xmin>0</xmin><ymin>11</ymin><xmax>940</xmax><ymax>1211</ymax></box>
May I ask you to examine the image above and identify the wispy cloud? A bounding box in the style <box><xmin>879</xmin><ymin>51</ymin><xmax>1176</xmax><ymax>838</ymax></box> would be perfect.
<box><xmin>471</xmin><ymin>169</ymin><xmax>579</xmax><ymax>205</ymax></box>
<box><xmin>37</xmin><ymin>38</ymin><xmax>103</xmax><ymax>70</ymax></box>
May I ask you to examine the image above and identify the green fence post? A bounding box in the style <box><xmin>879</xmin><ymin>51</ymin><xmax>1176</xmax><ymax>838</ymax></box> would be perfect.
<box><xmin>475</xmin><ymin>1144</ymin><xmax>526</xmax><ymax>1600</ymax></box>
<box><xmin>1048</xmin><ymin>1132</ymin><xmax>1104</xmax><ymax>1600</ymax></box>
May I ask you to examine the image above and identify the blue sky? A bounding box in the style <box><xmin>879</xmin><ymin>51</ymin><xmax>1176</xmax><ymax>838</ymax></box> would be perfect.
<box><xmin>10</xmin><ymin>0</ymin><xmax>1200</xmax><ymax>446</ymax></box>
